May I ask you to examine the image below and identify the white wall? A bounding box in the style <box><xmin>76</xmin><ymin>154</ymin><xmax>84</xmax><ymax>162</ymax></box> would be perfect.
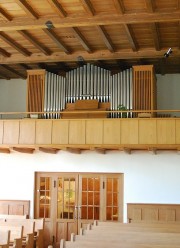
<box><xmin>0</xmin><ymin>75</ymin><xmax>180</xmax><ymax>221</ymax></box>
<box><xmin>0</xmin><ymin>150</ymin><xmax>180</xmax><ymax>221</ymax></box>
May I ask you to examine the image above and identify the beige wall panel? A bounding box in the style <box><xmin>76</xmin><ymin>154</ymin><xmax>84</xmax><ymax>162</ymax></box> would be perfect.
<box><xmin>0</xmin><ymin>121</ymin><xmax>3</xmax><ymax>144</ymax></box>
<box><xmin>86</xmin><ymin>120</ymin><xmax>103</xmax><ymax>144</ymax></box>
<box><xmin>120</xmin><ymin>119</ymin><xmax>138</xmax><ymax>144</ymax></box>
<box><xmin>69</xmin><ymin>120</ymin><xmax>85</xmax><ymax>144</ymax></box>
<box><xmin>52</xmin><ymin>120</ymin><xmax>69</xmax><ymax>144</ymax></box>
<box><xmin>139</xmin><ymin>119</ymin><xmax>156</xmax><ymax>144</ymax></box>
<box><xmin>157</xmin><ymin>120</ymin><xmax>175</xmax><ymax>144</ymax></box>
<box><xmin>175</xmin><ymin>120</ymin><xmax>180</xmax><ymax>144</ymax></box>
<box><xmin>103</xmin><ymin>120</ymin><xmax>120</xmax><ymax>144</ymax></box>
<box><xmin>36</xmin><ymin>120</ymin><xmax>52</xmax><ymax>145</ymax></box>
<box><xmin>19</xmin><ymin>120</ymin><xmax>35</xmax><ymax>144</ymax></box>
<box><xmin>3</xmin><ymin>120</ymin><xmax>19</xmax><ymax>144</ymax></box>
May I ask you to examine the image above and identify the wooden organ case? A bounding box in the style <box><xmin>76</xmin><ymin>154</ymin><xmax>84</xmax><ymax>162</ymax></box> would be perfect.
<box><xmin>133</xmin><ymin>65</ymin><xmax>157</xmax><ymax>117</ymax></box>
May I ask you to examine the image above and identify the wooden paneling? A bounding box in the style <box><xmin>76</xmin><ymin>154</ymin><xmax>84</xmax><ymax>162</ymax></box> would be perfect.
<box><xmin>0</xmin><ymin>121</ymin><xmax>3</xmax><ymax>144</ymax></box>
<box><xmin>103</xmin><ymin>120</ymin><xmax>120</xmax><ymax>144</ymax></box>
<box><xmin>36</xmin><ymin>120</ymin><xmax>52</xmax><ymax>144</ymax></box>
<box><xmin>138</xmin><ymin>119</ymin><xmax>156</xmax><ymax>144</ymax></box>
<box><xmin>157</xmin><ymin>119</ymin><xmax>175</xmax><ymax>144</ymax></box>
<box><xmin>3</xmin><ymin>120</ymin><xmax>19</xmax><ymax>144</ymax></box>
<box><xmin>175</xmin><ymin>120</ymin><xmax>180</xmax><ymax>144</ymax></box>
<box><xmin>69</xmin><ymin>120</ymin><xmax>85</xmax><ymax>144</ymax></box>
<box><xmin>127</xmin><ymin>203</ymin><xmax>180</xmax><ymax>222</ymax></box>
<box><xmin>121</xmin><ymin>119</ymin><xmax>138</xmax><ymax>144</ymax></box>
<box><xmin>19</xmin><ymin>119</ymin><xmax>35</xmax><ymax>144</ymax></box>
<box><xmin>86</xmin><ymin>120</ymin><xmax>103</xmax><ymax>144</ymax></box>
<box><xmin>0</xmin><ymin>200</ymin><xmax>30</xmax><ymax>217</ymax></box>
<box><xmin>52</xmin><ymin>120</ymin><xmax>69</xmax><ymax>144</ymax></box>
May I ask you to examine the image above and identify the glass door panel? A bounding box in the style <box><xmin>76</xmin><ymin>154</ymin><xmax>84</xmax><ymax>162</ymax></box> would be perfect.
<box><xmin>106</xmin><ymin>177</ymin><xmax>120</xmax><ymax>221</ymax></box>
<box><xmin>39</xmin><ymin>177</ymin><xmax>51</xmax><ymax>218</ymax></box>
<box><xmin>57</xmin><ymin>177</ymin><xmax>76</xmax><ymax>219</ymax></box>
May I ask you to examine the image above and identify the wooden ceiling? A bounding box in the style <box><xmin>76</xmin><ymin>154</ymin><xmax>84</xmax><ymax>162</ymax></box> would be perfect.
<box><xmin>0</xmin><ymin>0</ymin><xmax>179</xmax><ymax>79</ymax></box>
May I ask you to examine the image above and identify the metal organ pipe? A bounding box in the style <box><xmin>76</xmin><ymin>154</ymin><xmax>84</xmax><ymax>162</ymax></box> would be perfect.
<box><xmin>44</xmin><ymin>64</ymin><xmax>132</xmax><ymax>119</ymax></box>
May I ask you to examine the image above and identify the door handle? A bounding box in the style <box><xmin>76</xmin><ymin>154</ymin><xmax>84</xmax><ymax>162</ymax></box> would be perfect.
<box><xmin>74</xmin><ymin>206</ymin><xmax>78</xmax><ymax>219</ymax></box>
<box><xmin>78</xmin><ymin>205</ymin><xmax>81</xmax><ymax>219</ymax></box>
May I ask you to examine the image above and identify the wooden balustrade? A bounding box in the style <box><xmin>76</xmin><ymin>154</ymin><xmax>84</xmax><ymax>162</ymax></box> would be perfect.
<box><xmin>0</xmin><ymin>118</ymin><xmax>180</xmax><ymax>151</ymax></box>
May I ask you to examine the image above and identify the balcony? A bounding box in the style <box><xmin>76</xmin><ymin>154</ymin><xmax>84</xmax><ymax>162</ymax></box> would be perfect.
<box><xmin>0</xmin><ymin>109</ymin><xmax>180</xmax><ymax>154</ymax></box>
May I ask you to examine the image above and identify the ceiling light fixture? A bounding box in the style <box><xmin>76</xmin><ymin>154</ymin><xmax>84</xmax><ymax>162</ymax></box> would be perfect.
<box><xmin>45</xmin><ymin>20</ymin><xmax>54</xmax><ymax>29</ymax></box>
<box><xmin>164</xmin><ymin>48</ymin><xmax>172</xmax><ymax>58</ymax></box>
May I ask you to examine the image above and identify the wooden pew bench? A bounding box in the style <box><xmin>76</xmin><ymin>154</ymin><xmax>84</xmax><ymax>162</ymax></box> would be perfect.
<box><xmin>0</xmin><ymin>215</ymin><xmax>27</xmax><ymax>220</ymax></box>
<box><xmin>60</xmin><ymin>222</ymin><xmax>180</xmax><ymax>248</ymax></box>
<box><xmin>1</xmin><ymin>218</ymin><xmax>44</xmax><ymax>248</ymax></box>
<box><xmin>0</xmin><ymin>225</ymin><xmax>23</xmax><ymax>248</ymax></box>
<box><xmin>0</xmin><ymin>230</ymin><xmax>10</xmax><ymax>248</ymax></box>
<box><xmin>0</xmin><ymin>221</ymin><xmax>34</xmax><ymax>248</ymax></box>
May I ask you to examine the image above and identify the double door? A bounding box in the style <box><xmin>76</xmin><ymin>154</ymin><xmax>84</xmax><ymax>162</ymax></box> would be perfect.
<box><xmin>34</xmin><ymin>172</ymin><xmax>123</xmax><ymax>247</ymax></box>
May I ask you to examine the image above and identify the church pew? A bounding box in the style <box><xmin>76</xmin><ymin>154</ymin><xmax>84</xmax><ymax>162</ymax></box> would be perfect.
<box><xmin>0</xmin><ymin>222</ymin><xmax>34</xmax><ymax>248</ymax></box>
<box><xmin>0</xmin><ymin>230</ymin><xmax>10</xmax><ymax>248</ymax></box>
<box><xmin>0</xmin><ymin>225</ymin><xmax>23</xmax><ymax>248</ymax></box>
<box><xmin>0</xmin><ymin>215</ymin><xmax>27</xmax><ymax>220</ymax></box>
<box><xmin>60</xmin><ymin>222</ymin><xmax>180</xmax><ymax>248</ymax></box>
<box><xmin>2</xmin><ymin>218</ymin><xmax>44</xmax><ymax>248</ymax></box>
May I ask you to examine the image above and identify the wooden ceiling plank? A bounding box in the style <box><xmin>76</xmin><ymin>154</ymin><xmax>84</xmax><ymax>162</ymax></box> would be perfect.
<box><xmin>18</xmin><ymin>30</ymin><xmax>51</xmax><ymax>55</ymax></box>
<box><xmin>14</xmin><ymin>0</ymin><xmax>39</xmax><ymax>19</ymax></box>
<box><xmin>145</xmin><ymin>0</ymin><xmax>155</xmax><ymax>12</ymax></box>
<box><xmin>43</xmin><ymin>28</ymin><xmax>71</xmax><ymax>54</ymax></box>
<box><xmin>0</xmin><ymin>64</ymin><xmax>26</xmax><ymax>79</ymax></box>
<box><xmin>79</xmin><ymin>0</ymin><xmax>95</xmax><ymax>16</ymax></box>
<box><xmin>96</xmin><ymin>25</ymin><xmax>115</xmax><ymax>53</ymax></box>
<box><xmin>113</xmin><ymin>0</ymin><xmax>125</xmax><ymax>14</ymax></box>
<box><xmin>0</xmin><ymin>32</ymin><xmax>31</xmax><ymax>56</ymax></box>
<box><xmin>0</xmin><ymin>7</ymin><xmax>12</xmax><ymax>21</ymax></box>
<box><xmin>123</xmin><ymin>24</ymin><xmax>138</xmax><ymax>52</ymax></box>
<box><xmin>71</xmin><ymin>27</ymin><xmax>92</xmax><ymax>53</ymax></box>
<box><xmin>47</xmin><ymin>0</ymin><xmax>67</xmax><ymax>18</ymax></box>
<box><xmin>177</xmin><ymin>0</ymin><xmax>180</xmax><ymax>9</ymax></box>
<box><xmin>151</xmin><ymin>23</ymin><xmax>160</xmax><ymax>51</ymax></box>
<box><xmin>18</xmin><ymin>63</ymin><xmax>33</xmax><ymax>70</ymax></box>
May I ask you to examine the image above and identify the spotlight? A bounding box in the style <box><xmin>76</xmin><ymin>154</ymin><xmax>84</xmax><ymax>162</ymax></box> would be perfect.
<box><xmin>45</xmin><ymin>20</ymin><xmax>54</xmax><ymax>29</ymax></box>
<box><xmin>164</xmin><ymin>48</ymin><xmax>172</xmax><ymax>58</ymax></box>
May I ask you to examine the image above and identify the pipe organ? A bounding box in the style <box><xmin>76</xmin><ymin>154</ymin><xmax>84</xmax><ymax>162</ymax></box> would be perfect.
<box><xmin>27</xmin><ymin>64</ymin><xmax>155</xmax><ymax>119</ymax></box>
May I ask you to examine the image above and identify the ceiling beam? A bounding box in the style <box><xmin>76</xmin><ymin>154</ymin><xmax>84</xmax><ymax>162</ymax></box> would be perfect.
<box><xmin>13</xmin><ymin>147</ymin><xmax>35</xmax><ymax>154</ymax></box>
<box><xmin>0</xmin><ymin>48</ymin><xmax>180</xmax><ymax>64</ymax></box>
<box><xmin>0</xmin><ymin>12</ymin><xmax>180</xmax><ymax>31</ymax></box>
<box><xmin>145</xmin><ymin>0</ymin><xmax>155</xmax><ymax>12</ymax></box>
<box><xmin>0</xmin><ymin>48</ymin><xmax>11</xmax><ymax>57</ymax></box>
<box><xmin>0</xmin><ymin>7</ymin><xmax>12</xmax><ymax>21</ymax></box>
<box><xmin>18</xmin><ymin>63</ymin><xmax>33</xmax><ymax>70</ymax></box>
<box><xmin>177</xmin><ymin>0</ymin><xmax>180</xmax><ymax>9</ymax></box>
<box><xmin>47</xmin><ymin>0</ymin><xmax>67</xmax><ymax>17</ymax></box>
<box><xmin>71</xmin><ymin>27</ymin><xmax>92</xmax><ymax>53</ymax></box>
<box><xmin>0</xmin><ymin>64</ymin><xmax>26</xmax><ymax>79</ymax></box>
<box><xmin>96</xmin><ymin>26</ymin><xmax>115</xmax><ymax>52</ymax></box>
<box><xmin>39</xmin><ymin>147</ymin><xmax>60</xmax><ymax>154</ymax></box>
<box><xmin>43</xmin><ymin>28</ymin><xmax>71</xmax><ymax>54</ymax></box>
<box><xmin>80</xmin><ymin>0</ymin><xmax>95</xmax><ymax>16</ymax></box>
<box><xmin>113</xmin><ymin>0</ymin><xmax>125</xmax><ymax>14</ymax></box>
<box><xmin>151</xmin><ymin>23</ymin><xmax>161</xmax><ymax>51</ymax></box>
<box><xmin>0</xmin><ymin>32</ymin><xmax>31</xmax><ymax>56</ymax></box>
<box><xmin>0</xmin><ymin>148</ymin><xmax>10</xmax><ymax>153</ymax></box>
<box><xmin>18</xmin><ymin>30</ymin><xmax>51</xmax><ymax>55</ymax></box>
<box><xmin>14</xmin><ymin>0</ymin><xmax>39</xmax><ymax>19</ymax></box>
<box><xmin>123</xmin><ymin>24</ymin><xmax>138</xmax><ymax>51</ymax></box>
